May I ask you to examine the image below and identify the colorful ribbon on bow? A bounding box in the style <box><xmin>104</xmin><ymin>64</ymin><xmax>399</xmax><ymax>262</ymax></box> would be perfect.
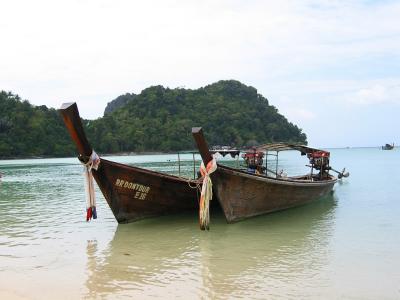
<box><xmin>199</xmin><ymin>157</ymin><xmax>217</xmax><ymax>230</ymax></box>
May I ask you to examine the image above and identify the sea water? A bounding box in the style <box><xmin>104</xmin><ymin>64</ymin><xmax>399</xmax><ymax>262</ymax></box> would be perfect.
<box><xmin>0</xmin><ymin>148</ymin><xmax>399</xmax><ymax>299</ymax></box>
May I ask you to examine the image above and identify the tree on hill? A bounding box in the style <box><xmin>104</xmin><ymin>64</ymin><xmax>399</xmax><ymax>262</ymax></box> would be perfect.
<box><xmin>104</xmin><ymin>93</ymin><xmax>136</xmax><ymax>115</ymax></box>
<box><xmin>0</xmin><ymin>91</ymin><xmax>76</xmax><ymax>158</ymax></box>
<box><xmin>0</xmin><ymin>80</ymin><xmax>307</xmax><ymax>158</ymax></box>
<box><xmin>86</xmin><ymin>80</ymin><xmax>307</xmax><ymax>153</ymax></box>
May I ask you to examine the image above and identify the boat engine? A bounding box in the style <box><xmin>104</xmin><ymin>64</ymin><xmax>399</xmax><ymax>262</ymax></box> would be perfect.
<box><xmin>307</xmin><ymin>150</ymin><xmax>330</xmax><ymax>178</ymax></box>
<box><xmin>242</xmin><ymin>148</ymin><xmax>265</xmax><ymax>174</ymax></box>
<box><xmin>307</xmin><ymin>150</ymin><xmax>350</xmax><ymax>179</ymax></box>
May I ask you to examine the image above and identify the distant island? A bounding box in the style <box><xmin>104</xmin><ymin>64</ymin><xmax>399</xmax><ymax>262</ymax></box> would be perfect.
<box><xmin>0</xmin><ymin>91</ymin><xmax>76</xmax><ymax>158</ymax></box>
<box><xmin>0</xmin><ymin>80</ymin><xmax>307</xmax><ymax>159</ymax></box>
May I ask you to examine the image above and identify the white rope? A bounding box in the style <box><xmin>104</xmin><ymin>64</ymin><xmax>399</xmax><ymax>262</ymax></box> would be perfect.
<box><xmin>82</xmin><ymin>151</ymin><xmax>100</xmax><ymax>221</ymax></box>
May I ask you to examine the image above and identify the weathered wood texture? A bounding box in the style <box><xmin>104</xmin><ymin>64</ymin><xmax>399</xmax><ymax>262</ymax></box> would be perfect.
<box><xmin>192</xmin><ymin>127</ymin><xmax>213</xmax><ymax>165</ymax></box>
<box><xmin>60</xmin><ymin>102</ymin><xmax>92</xmax><ymax>158</ymax></box>
<box><xmin>192</xmin><ymin>127</ymin><xmax>337</xmax><ymax>223</ymax></box>
<box><xmin>60</xmin><ymin>102</ymin><xmax>200</xmax><ymax>223</ymax></box>
<box><xmin>93</xmin><ymin>159</ymin><xmax>199</xmax><ymax>223</ymax></box>
<box><xmin>212</xmin><ymin>165</ymin><xmax>336</xmax><ymax>223</ymax></box>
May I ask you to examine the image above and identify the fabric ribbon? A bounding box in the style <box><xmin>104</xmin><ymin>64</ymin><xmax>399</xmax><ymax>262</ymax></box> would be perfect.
<box><xmin>199</xmin><ymin>156</ymin><xmax>217</xmax><ymax>230</ymax></box>
<box><xmin>83</xmin><ymin>151</ymin><xmax>100</xmax><ymax>221</ymax></box>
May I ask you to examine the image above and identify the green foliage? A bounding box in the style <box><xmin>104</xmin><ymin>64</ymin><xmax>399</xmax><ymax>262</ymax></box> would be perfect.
<box><xmin>0</xmin><ymin>91</ymin><xmax>76</xmax><ymax>158</ymax></box>
<box><xmin>87</xmin><ymin>80</ymin><xmax>307</xmax><ymax>153</ymax></box>
<box><xmin>104</xmin><ymin>93</ymin><xmax>136</xmax><ymax>115</ymax></box>
<box><xmin>0</xmin><ymin>80</ymin><xmax>307</xmax><ymax>158</ymax></box>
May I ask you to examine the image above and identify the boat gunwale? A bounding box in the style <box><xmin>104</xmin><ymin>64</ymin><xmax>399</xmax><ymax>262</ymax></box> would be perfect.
<box><xmin>217</xmin><ymin>164</ymin><xmax>337</xmax><ymax>187</ymax></box>
<box><xmin>99</xmin><ymin>158</ymin><xmax>201</xmax><ymax>184</ymax></box>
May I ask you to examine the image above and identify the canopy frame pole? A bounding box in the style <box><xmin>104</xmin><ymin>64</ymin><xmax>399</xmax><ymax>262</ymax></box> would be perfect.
<box><xmin>193</xmin><ymin>152</ymin><xmax>196</xmax><ymax>179</ymax></box>
<box><xmin>178</xmin><ymin>152</ymin><xmax>181</xmax><ymax>177</ymax></box>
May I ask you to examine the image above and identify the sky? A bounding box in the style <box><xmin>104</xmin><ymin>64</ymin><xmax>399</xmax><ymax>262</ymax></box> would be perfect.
<box><xmin>1</xmin><ymin>0</ymin><xmax>399</xmax><ymax>147</ymax></box>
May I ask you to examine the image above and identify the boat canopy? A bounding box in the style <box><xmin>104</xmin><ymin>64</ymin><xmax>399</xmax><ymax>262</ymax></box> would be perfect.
<box><xmin>255</xmin><ymin>143</ymin><xmax>329</xmax><ymax>156</ymax></box>
<box><xmin>210</xmin><ymin>149</ymin><xmax>241</xmax><ymax>158</ymax></box>
<box><xmin>207</xmin><ymin>143</ymin><xmax>329</xmax><ymax>158</ymax></box>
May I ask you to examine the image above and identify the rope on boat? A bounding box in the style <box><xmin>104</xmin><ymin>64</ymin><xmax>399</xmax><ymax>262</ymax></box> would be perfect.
<box><xmin>82</xmin><ymin>150</ymin><xmax>100</xmax><ymax>221</ymax></box>
<box><xmin>187</xmin><ymin>179</ymin><xmax>201</xmax><ymax>190</ymax></box>
<box><xmin>199</xmin><ymin>157</ymin><xmax>217</xmax><ymax>230</ymax></box>
<box><xmin>186</xmin><ymin>179</ymin><xmax>202</xmax><ymax>213</ymax></box>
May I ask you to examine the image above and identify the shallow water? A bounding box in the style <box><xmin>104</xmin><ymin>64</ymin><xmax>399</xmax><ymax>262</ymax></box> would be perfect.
<box><xmin>0</xmin><ymin>149</ymin><xmax>399</xmax><ymax>299</ymax></box>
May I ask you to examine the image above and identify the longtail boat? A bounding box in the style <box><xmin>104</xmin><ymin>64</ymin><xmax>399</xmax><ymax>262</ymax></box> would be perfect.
<box><xmin>192</xmin><ymin>127</ymin><xmax>348</xmax><ymax>225</ymax></box>
<box><xmin>60</xmin><ymin>102</ymin><xmax>200</xmax><ymax>223</ymax></box>
<box><xmin>382</xmin><ymin>143</ymin><xmax>394</xmax><ymax>150</ymax></box>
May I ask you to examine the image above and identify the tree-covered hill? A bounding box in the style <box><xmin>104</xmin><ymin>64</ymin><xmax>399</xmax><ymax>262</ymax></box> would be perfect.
<box><xmin>86</xmin><ymin>80</ymin><xmax>307</xmax><ymax>153</ymax></box>
<box><xmin>0</xmin><ymin>91</ymin><xmax>75</xmax><ymax>158</ymax></box>
<box><xmin>0</xmin><ymin>80</ymin><xmax>307</xmax><ymax>158</ymax></box>
<box><xmin>104</xmin><ymin>93</ymin><xmax>136</xmax><ymax>115</ymax></box>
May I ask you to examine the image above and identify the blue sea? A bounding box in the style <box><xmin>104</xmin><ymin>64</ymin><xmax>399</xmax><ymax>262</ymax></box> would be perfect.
<box><xmin>0</xmin><ymin>148</ymin><xmax>399</xmax><ymax>299</ymax></box>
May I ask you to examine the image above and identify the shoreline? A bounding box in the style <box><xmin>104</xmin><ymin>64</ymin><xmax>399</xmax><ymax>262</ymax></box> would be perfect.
<box><xmin>0</xmin><ymin>150</ymin><xmax>198</xmax><ymax>161</ymax></box>
<box><xmin>0</xmin><ymin>145</ymin><xmax>394</xmax><ymax>161</ymax></box>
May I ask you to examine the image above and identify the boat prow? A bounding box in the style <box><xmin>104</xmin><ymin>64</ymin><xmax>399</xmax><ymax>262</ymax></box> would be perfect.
<box><xmin>59</xmin><ymin>102</ymin><xmax>200</xmax><ymax>223</ymax></box>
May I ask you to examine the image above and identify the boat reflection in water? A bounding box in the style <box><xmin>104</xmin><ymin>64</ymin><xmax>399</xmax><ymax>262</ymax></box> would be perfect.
<box><xmin>85</xmin><ymin>194</ymin><xmax>338</xmax><ymax>298</ymax></box>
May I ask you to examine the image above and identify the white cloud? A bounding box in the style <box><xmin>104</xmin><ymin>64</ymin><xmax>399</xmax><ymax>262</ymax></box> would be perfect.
<box><xmin>0</xmin><ymin>0</ymin><xmax>399</xmax><ymax>146</ymax></box>
<box><xmin>350</xmin><ymin>84</ymin><xmax>400</xmax><ymax>105</ymax></box>
<box><xmin>280</xmin><ymin>107</ymin><xmax>316</xmax><ymax>123</ymax></box>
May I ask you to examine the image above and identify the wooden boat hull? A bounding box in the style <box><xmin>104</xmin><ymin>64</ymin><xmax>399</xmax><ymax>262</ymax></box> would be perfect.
<box><xmin>93</xmin><ymin>159</ymin><xmax>199</xmax><ymax>223</ymax></box>
<box><xmin>192</xmin><ymin>127</ymin><xmax>338</xmax><ymax>224</ymax></box>
<box><xmin>212</xmin><ymin>165</ymin><xmax>336</xmax><ymax>223</ymax></box>
<box><xmin>59</xmin><ymin>102</ymin><xmax>200</xmax><ymax>224</ymax></box>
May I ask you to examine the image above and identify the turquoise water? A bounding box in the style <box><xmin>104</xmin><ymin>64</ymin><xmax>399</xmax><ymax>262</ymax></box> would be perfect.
<box><xmin>0</xmin><ymin>149</ymin><xmax>399</xmax><ymax>299</ymax></box>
